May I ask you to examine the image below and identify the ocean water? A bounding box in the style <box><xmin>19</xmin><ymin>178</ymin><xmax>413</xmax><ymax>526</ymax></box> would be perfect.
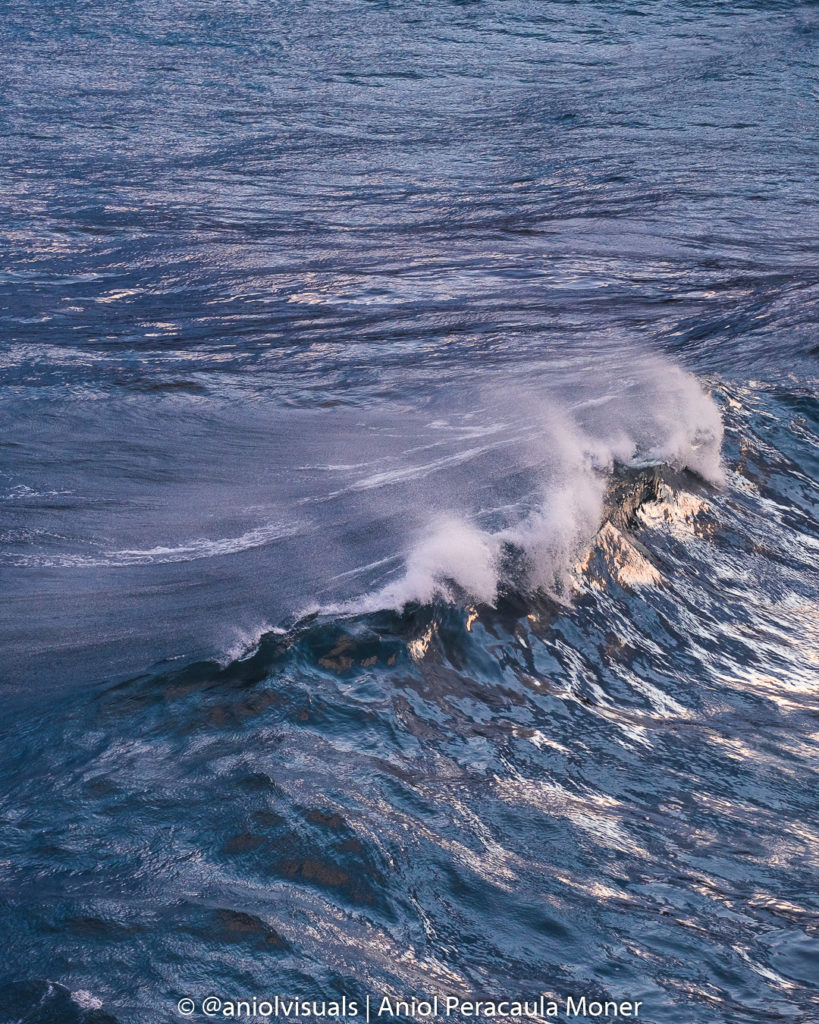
<box><xmin>1</xmin><ymin>1</ymin><xmax>817</xmax><ymax>1022</ymax></box>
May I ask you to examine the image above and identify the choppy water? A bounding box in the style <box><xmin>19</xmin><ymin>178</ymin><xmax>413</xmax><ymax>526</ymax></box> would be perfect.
<box><xmin>1</xmin><ymin>1</ymin><xmax>817</xmax><ymax>1022</ymax></box>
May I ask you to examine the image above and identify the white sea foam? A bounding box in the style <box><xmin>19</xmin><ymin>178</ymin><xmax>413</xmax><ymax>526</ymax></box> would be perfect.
<box><xmin>71</xmin><ymin>990</ymin><xmax>104</xmax><ymax>1011</ymax></box>
<box><xmin>3</xmin><ymin>519</ymin><xmax>301</xmax><ymax>568</ymax></box>
<box><xmin>217</xmin><ymin>621</ymin><xmax>287</xmax><ymax>666</ymax></box>
<box><xmin>358</xmin><ymin>517</ymin><xmax>501</xmax><ymax>611</ymax></box>
<box><xmin>106</xmin><ymin>520</ymin><xmax>302</xmax><ymax>566</ymax></box>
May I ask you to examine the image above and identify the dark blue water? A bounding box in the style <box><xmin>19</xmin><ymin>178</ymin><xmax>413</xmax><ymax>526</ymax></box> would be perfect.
<box><xmin>1</xmin><ymin>2</ymin><xmax>817</xmax><ymax>1022</ymax></box>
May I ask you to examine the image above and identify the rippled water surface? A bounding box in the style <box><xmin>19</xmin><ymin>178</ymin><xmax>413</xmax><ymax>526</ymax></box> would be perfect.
<box><xmin>1</xmin><ymin>1</ymin><xmax>817</xmax><ymax>1022</ymax></box>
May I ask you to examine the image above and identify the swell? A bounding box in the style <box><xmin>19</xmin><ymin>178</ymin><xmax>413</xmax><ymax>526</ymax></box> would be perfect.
<box><xmin>2</xmin><ymin>381</ymin><xmax>817</xmax><ymax>1024</ymax></box>
<box><xmin>143</xmin><ymin>372</ymin><xmax>817</xmax><ymax>693</ymax></box>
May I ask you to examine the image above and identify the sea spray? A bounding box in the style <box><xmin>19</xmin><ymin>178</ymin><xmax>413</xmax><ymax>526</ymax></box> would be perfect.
<box><xmin>351</xmin><ymin>362</ymin><xmax>724</xmax><ymax>611</ymax></box>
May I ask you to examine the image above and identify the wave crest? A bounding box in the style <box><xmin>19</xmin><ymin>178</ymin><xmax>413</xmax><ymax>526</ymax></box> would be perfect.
<box><xmin>353</xmin><ymin>364</ymin><xmax>723</xmax><ymax>612</ymax></box>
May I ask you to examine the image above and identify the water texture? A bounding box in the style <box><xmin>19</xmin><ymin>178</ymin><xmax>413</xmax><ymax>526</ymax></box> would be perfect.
<box><xmin>0</xmin><ymin>1</ymin><xmax>817</xmax><ymax>1022</ymax></box>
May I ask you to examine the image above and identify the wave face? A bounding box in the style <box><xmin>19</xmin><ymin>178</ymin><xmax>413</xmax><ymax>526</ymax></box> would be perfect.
<box><xmin>0</xmin><ymin>0</ymin><xmax>817</xmax><ymax>1021</ymax></box>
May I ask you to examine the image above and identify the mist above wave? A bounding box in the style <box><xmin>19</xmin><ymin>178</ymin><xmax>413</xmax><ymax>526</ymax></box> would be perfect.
<box><xmin>353</xmin><ymin>359</ymin><xmax>724</xmax><ymax>612</ymax></box>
